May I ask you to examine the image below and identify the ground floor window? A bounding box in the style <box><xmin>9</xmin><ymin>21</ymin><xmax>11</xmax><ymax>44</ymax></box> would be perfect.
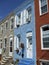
<box><xmin>40</xmin><ymin>61</ymin><xmax>49</xmax><ymax>65</ymax></box>
<box><xmin>9</xmin><ymin>38</ymin><xmax>13</xmax><ymax>52</ymax></box>
<box><xmin>26</xmin><ymin>32</ymin><xmax>33</xmax><ymax>58</ymax></box>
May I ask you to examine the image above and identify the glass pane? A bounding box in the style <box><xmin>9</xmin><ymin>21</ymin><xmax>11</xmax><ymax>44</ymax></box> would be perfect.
<box><xmin>41</xmin><ymin>5</ymin><xmax>47</xmax><ymax>14</ymax></box>
<box><xmin>43</xmin><ymin>42</ymin><xmax>49</xmax><ymax>48</ymax></box>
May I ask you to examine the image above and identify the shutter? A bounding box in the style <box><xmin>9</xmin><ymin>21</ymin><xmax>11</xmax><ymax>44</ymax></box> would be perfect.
<box><xmin>14</xmin><ymin>36</ymin><xmax>16</xmax><ymax>50</ymax></box>
<box><xmin>16</xmin><ymin>15</ymin><xmax>19</xmax><ymax>25</ymax></box>
<box><xmin>24</xmin><ymin>9</ymin><xmax>26</xmax><ymax>23</ymax></box>
<box><xmin>14</xmin><ymin>16</ymin><xmax>17</xmax><ymax>28</ymax></box>
<box><xmin>26</xmin><ymin>10</ymin><xmax>28</xmax><ymax>19</ymax></box>
<box><xmin>21</xmin><ymin>12</ymin><xmax>23</xmax><ymax>25</ymax></box>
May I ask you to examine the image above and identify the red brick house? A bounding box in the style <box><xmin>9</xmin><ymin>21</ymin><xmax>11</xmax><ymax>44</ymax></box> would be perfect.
<box><xmin>35</xmin><ymin>0</ymin><xmax>49</xmax><ymax>65</ymax></box>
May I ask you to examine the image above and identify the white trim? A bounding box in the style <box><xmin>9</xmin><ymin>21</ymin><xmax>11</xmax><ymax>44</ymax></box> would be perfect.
<box><xmin>40</xmin><ymin>27</ymin><xmax>43</xmax><ymax>50</ymax></box>
<box><xmin>39</xmin><ymin>59</ymin><xmax>49</xmax><ymax>62</ymax></box>
<box><xmin>26</xmin><ymin>32</ymin><xmax>32</xmax><ymax>37</ymax></box>
<box><xmin>9</xmin><ymin>35</ymin><xmax>13</xmax><ymax>37</ymax></box>
<box><xmin>10</xmin><ymin>16</ymin><xmax>14</xmax><ymax>20</ymax></box>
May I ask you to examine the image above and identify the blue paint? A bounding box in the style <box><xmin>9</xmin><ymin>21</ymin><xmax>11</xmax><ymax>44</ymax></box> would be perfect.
<box><xmin>13</xmin><ymin>0</ymin><xmax>36</xmax><ymax>65</ymax></box>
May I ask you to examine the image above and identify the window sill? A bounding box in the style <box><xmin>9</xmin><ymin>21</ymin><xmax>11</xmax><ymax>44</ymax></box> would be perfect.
<box><xmin>41</xmin><ymin>48</ymin><xmax>49</xmax><ymax>50</ymax></box>
<box><xmin>40</xmin><ymin>11</ymin><xmax>48</xmax><ymax>17</ymax></box>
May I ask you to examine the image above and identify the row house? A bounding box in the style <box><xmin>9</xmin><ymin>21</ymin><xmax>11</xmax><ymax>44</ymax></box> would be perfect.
<box><xmin>0</xmin><ymin>12</ymin><xmax>14</xmax><ymax>65</ymax></box>
<box><xmin>14</xmin><ymin>0</ymin><xmax>36</xmax><ymax>65</ymax></box>
<box><xmin>35</xmin><ymin>0</ymin><xmax>49</xmax><ymax>65</ymax></box>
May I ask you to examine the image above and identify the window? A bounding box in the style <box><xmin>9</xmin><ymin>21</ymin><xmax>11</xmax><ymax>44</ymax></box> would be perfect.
<box><xmin>40</xmin><ymin>61</ymin><xmax>49</xmax><ymax>65</ymax></box>
<box><xmin>9</xmin><ymin>38</ymin><xmax>13</xmax><ymax>52</ymax></box>
<box><xmin>0</xmin><ymin>39</ymin><xmax>2</xmax><ymax>48</ymax></box>
<box><xmin>39</xmin><ymin>0</ymin><xmax>48</xmax><ymax>15</ymax></box>
<box><xmin>4</xmin><ymin>38</ymin><xmax>7</xmax><ymax>48</ymax></box>
<box><xmin>10</xmin><ymin>18</ymin><xmax>14</xmax><ymax>29</ymax></box>
<box><xmin>1</xmin><ymin>26</ymin><xmax>3</xmax><ymax>34</ymax></box>
<box><xmin>6</xmin><ymin>22</ymin><xmax>8</xmax><ymax>29</ymax></box>
<box><xmin>26</xmin><ymin>6</ymin><xmax>32</xmax><ymax>23</ymax></box>
<box><xmin>40</xmin><ymin>25</ymin><xmax>49</xmax><ymax>50</ymax></box>
<box><xmin>26</xmin><ymin>32</ymin><xmax>33</xmax><ymax>58</ymax></box>
<box><xmin>16</xmin><ymin>13</ymin><xmax>21</xmax><ymax>27</ymax></box>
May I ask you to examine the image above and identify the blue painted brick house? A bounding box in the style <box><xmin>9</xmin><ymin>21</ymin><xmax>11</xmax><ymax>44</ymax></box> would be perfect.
<box><xmin>13</xmin><ymin>0</ymin><xmax>36</xmax><ymax>65</ymax></box>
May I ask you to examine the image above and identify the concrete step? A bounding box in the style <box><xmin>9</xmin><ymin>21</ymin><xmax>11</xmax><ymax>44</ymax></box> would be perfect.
<box><xmin>1</xmin><ymin>62</ymin><xmax>5</xmax><ymax>65</ymax></box>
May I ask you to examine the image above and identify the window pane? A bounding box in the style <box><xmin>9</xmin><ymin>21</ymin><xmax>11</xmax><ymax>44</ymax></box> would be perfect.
<box><xmin>41</xmin><ymin>5</ymin><xmax>47</xmax><ymax>14</ymax></box>
<box><xmin>43</xmin><ymin>42</ymin><xmax>49</xmax><ymax>48</ymax></box>
<box><xmin>28</xmin><ymin>36</ymin><xmax>32</xmax><ymax>45</ymax></box>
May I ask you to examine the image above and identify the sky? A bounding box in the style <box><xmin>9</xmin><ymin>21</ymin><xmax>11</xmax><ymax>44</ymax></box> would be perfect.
<box><xmin>0</xmin><ymin>0</ymin><xmax>26</xmax><ymax>20</ymax></box>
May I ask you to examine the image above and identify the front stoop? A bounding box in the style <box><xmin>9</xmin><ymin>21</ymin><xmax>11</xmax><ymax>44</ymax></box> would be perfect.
<box><xmin>1</xmin><ymin>56</ymin><xmax>13</xmax><ymax>65</ymax></box>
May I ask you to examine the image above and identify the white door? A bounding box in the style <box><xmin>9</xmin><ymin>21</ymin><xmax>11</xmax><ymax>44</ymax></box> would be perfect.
<box><xmin>27</xmin><ymin>36</ymin><xmax>32</xmax><ymax>58</ymax></box>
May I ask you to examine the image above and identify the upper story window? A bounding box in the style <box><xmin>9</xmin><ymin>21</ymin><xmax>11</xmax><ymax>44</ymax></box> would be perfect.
<box><xmin>16</xmin><ymin>13</ymin><xmax>21</xmax><ymax>27</ymax></box>
<box><xmin>4</xmin><ymin>38</ymin><xmax>7</xmax><ymax>48</ymax></box>
<box><xmin>26</xmin><ymin>6</ymin><xmax>32</xmax><ymax>23</ymax></box>
<box><xmin>10</xmin><ymin>18</ymin><xmax>14</xmax><ymax>29</ymax></box>
<box><xmin>1</xmin><ymin>25</ymin><xmax>3</xmax><ymax>34</ymax></box>
<box><xmin>39</xmin><ymin>0</ymin><xmax>48</xmax><ymax>15</ymax></box>
<box><xmin>40</xmin><ymin>25</ymin><xmax>49</xmax><ymax>50</ymax></box>
<box><xmin>0</xmin><ymin>39</ymin><xmax>2</xmax><ymax>48</ymax></box>
<box><xmin>6</xmin><ymin>22</ymin><xmax>8</xmax><ymax>29</ymax></box>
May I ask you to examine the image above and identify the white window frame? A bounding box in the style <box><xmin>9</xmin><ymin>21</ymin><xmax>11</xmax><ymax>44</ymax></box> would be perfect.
<box><xmin>39</xmin><ymin>0</ymin><xmax>48</xmax><ymax>15</ymax></box>
<box><xmin>40</xmin><ymin>25</ymin><xmax>49</xmax><ymax>50</ymax></box>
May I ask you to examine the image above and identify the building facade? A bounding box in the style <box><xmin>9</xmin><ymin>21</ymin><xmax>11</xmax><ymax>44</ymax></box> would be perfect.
<box><xmin>0</xmin><ymin>13</ymin><xmax>14</xmax><ymax>65</ymax></box>
<box><xmin>14</xmin><ymin>0</ymin><xmax>36</xmax><ymax>65</ymax></box>
<box><xmin>35</xmin><ymin>0</ymin><xmax>49</xmax><ymax>65</ymax></box>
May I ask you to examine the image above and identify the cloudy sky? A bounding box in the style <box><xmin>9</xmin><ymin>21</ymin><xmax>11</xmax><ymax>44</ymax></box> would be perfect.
<box><xmin>0</xmin><ymin>0</ymin><xmax>26</xmax><ymax>20</ymax></box>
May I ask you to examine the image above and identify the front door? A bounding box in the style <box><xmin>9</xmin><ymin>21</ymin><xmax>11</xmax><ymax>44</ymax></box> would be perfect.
<box><xmin>27</xmin><ymin>36</ymin><xmax>32</xmax><ymax>58</ymax></box>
